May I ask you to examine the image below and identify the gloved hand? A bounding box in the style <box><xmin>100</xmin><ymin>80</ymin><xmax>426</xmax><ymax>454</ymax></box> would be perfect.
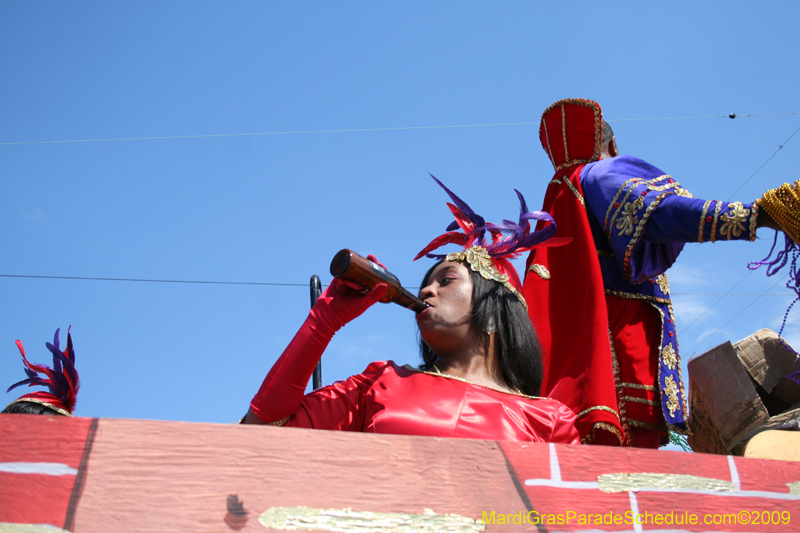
<box><xmin>248</xmin><ymin>271</ymin><xmax>387</xmax><ymax>424</ymax></box>
<box><xmin>310</xmin><ymin>278</ymin><xmax>388</xmax><ymax>337</ymax></box>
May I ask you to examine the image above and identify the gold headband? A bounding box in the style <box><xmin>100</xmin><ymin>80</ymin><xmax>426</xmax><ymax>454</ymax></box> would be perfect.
<box><xmin>445</xmin><ymin>246</ymin><xmax>528</xmax><ymax>310</ymax></box>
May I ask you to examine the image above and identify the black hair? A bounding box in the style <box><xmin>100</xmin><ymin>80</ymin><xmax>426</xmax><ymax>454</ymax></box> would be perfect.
<box><xmin>2</xmin><ymin>400</ymin><xmax>63</xmax><ymax>415</ymax></box>
<box><xmin>602</xmin><ymin>120</ymin><xmax>614</xmax><ymax>146</ymax></box>
<box><xmin>418</xmin><ymin>261</ymin><xmax>544</xmax><ymax>396</ymax></box>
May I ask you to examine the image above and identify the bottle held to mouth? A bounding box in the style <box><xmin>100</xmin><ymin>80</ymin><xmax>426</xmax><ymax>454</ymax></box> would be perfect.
<box><xmin>329</xmin><ymin>249</ymin><xmax>429</xmax><ymax>313</ymax></box>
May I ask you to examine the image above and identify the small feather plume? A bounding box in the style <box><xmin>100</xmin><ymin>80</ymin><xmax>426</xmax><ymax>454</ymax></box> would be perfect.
<box><xmin>415</xmin><ymin>176</ymin><xmax>569</xmax><ymax>261</ymax></box>
<box><xmin>7</xmin><ymin>327</ymin><xmax>80</xmax><ymax>413</ymax></box>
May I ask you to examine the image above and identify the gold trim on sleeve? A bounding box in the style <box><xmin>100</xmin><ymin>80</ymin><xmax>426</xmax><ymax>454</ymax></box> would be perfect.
<box><xmin>581</xmin><ymin>421</ymin><xmax>624</xmax><ymax>445</ymax></box>
<box><xmin>698</xmin><ymin>200</ymin><xmax>712</xmax><ymax>243</ymax></box>
<box><xmin>709</xmin><ymin>201</ymin><xmax>722</xmax><ymax>243</ymax></box>
<box><xmin>749</xmin><ymin>201</ymin><xmax>759</xmax><ymax>241</ymax></box>
<box><xmin>719</xmin><ymin>201</ymin><xmax>750</xmax><ymax>239</ymax></box>
<box><xmin>577</xmin><ymin>405</ymin><xmax>621</xmax><ymax>421</ymax></box>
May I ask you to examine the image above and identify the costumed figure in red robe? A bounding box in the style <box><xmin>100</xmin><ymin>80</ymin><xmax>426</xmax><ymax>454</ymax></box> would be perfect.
<box><xmin>3</xmin><ymin>327</ymin><xmax>80</xmax><ymax>416</ymax></box>
<box><xmin>523</xmin><ymin>98</ymin><xmax>782</xmax><ymax>447</ymax></box>
<box><xmin>243</xmin><ymin>177</ymin><xmax>579</xmax><ymax>444</ymax></box>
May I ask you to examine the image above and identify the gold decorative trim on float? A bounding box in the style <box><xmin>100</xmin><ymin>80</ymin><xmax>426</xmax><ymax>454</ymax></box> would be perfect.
<box><xmin>598</xmin><ymin>473</ymin><xmax>735</xmax><ymax>494</ymax></box>
<box><xmin>259</xmin><ymin>506</ymin><xmax>485</xmax><ymax>532</ymax></box>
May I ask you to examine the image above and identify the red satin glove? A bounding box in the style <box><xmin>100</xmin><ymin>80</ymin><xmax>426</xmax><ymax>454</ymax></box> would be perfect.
<box><xmin>248</xmin><ymin>278</ymin><xmax>387</xmax><ymax>423</ymax></box>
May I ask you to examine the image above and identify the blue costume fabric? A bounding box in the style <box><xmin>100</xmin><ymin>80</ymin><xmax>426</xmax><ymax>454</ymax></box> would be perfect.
<box><xmin>581</xmin><ymin>154</ymin><xmax>759</xmax><ymax>436</ymax></box>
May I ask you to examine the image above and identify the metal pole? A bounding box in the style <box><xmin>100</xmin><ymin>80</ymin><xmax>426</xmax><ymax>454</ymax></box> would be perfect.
<box><xmin>310</xmin><ymin>275</ymin><xmax>323</xmax><ymax>390</ymax></box>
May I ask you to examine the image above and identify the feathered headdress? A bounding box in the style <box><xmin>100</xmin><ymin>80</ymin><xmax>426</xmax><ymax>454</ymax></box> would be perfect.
<box><xmin>414</xmin><ymin>176</ymin><xmax>569</xmax><ymax>309</ymax></box>
<box><xmin>5</xmin><ymin>327</ymin><xmax>80</xmax><ymax>416</ymax></box>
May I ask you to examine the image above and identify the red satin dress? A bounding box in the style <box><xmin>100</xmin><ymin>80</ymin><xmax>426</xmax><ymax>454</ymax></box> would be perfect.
<box><xmin>277</xmin><ymin>361</ymin><xmax>580</xmax><ymax>444</ymax></box>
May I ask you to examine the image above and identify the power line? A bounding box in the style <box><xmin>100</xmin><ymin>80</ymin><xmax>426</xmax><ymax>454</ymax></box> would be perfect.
<box><xmin>0</xmin><ymin>274</ymin><xmax>307</xmax><ymax>287</ymax></box>
<box><xmin>679</xmin><ymin>122</ymin><xmax>800</xmax><ymax>336</ymax></box>
<box><xmin>1</xmin><ymin>113</ymin><xmax>796</xmax><ymax>146</ymax></box>
<box><xmin>726</xmin><ymin>123</ymin><xmax>800</xmax><ymax>201</ymax></box>
<box><xmin>1</xmin><ymin>273</ymin><xmax>796</xmax><ymax>296</ymax></box>
<box><xmin>684</xmin><ymin>272</ymin><xmax>789</xmax><ymax>357</ymax></box>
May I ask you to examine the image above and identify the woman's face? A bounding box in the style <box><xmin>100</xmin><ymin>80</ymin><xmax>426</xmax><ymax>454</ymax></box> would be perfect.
<box><xmin>416</xmin><ymin>261</ymin><xmax>476</xmax><ymax>356</ymax></box>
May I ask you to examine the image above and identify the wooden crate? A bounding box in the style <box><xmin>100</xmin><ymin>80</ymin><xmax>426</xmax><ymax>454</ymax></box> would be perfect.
<box><xmin>687</xmin><ymin>341</ymin><xmax>769</xmax><ymax>454</ymax></box>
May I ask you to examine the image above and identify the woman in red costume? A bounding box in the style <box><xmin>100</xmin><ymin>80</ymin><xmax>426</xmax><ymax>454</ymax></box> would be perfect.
<box><xmin>242</xmin><ymin>177</ymin><xmax>579</xmax><ymax>444</ymax></box>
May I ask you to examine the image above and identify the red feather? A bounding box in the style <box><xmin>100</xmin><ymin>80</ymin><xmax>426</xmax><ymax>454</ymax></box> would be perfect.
<box><xmin>413</xmin><ymin>232</ymin><xmax>469</xmax><ymax>260</ymax></box>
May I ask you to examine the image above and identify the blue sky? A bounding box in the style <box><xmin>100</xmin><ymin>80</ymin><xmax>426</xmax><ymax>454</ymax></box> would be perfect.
<box><xmin>2</xmin><ymin>2</ymin><xmax>799</xmax><ymax>446</ymax></box>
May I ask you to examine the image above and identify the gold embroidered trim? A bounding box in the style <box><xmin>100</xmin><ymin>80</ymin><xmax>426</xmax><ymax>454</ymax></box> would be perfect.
<box><xmin>604</xmin><ymin>289</ymin><xmax>670</xmax><ymax>305</ymax></box>
<box><xmin>581</xmin><ymin>421</ymin><xmax>624</xmax><ymax>445</ymax></box>
<box><xmin>605</xmin><ymin>179</ymin><xmax>639</xmax><ymax>235</ymax></box>
<box><xmin>542</xmin><ymin>118</ymin><xmax>556</xmax><ymax>169</ymax></box>
<box><xmin>623</xmin><ymin>396</ymin><xmax>661</xmax><ymax>407</ymax></box>
<box><xmin>561</xmin><ymin>104</ymin><xmax>569</xmax><ymax>162</ymax></box>
<box><xmin>698</xmin><ymin>200</ymin><xmax>712</xmax><ymax>243</ymax></box>
<box><xmin>621</xmin><ymin>382</ymin><xmax>657</xmax><ymax>392</ymax></box>
<box><xmin>604</xmin><ymin>178</ymin><xmax>640</xmax><ymax>231</ymax></box>
<box><xmin>647</xmin><ymin>301</ymin><xmax>688</xmax><ymax>433</ymax></box>
<box><xmin>269</xmin><ymin>416</ymin><xmax>290</xmax><ymax>427</ymax></box>
<box><xmin>527</xmin><ymin>263</ymin><xmax>551</xmax><ymax>280</ymax></box>
<box><xmin>616</xmin><ymin>197</ymin><xmax>644</xmax><ymax>236</ymax></box>
<box><xmin>628</xmin><ymin>419</ymin><xmax>668</xmax><ymax>432</ymax></box>
<box><xmin>623</xmin><ymin>191</ymin><xmax>671</xmax><ymax>281</ymax></box>
<box><xmin>540</xmin><ymin>98</ymin><xmax>603</xmax><ymax>171</ymax></box>
<box><xmin>655</xmin><ymin>273</ymin><xmax>669</xmax><ymax>294</ymax></box>
<box><xmin>402</xmin><ymin>364</ymin><xmax>539</xmax><ymax>399</ymax></box>
<box><xmin>4</xmin><ymin>398</ymin><xmax>73</xmax><ymax>417</ymax></box>
<box><xmin>548</xmin><ymin>178</ymin><xmax>561</xmax><ymax>186</ymax></box>
<box><xmin>710</xmin><ymin>201</ymin><xmax>722</xmax><ymax>243</ymax></box>
<box><xmin>749</xmin><ymin>202</ymin><xmax>759</xmax><ymax>242</ymax></box>
<box><xmin>719</xmin><ymin>201</ymin><xmax>750</xmax><ymax>239</ymax></box>
<box><xmin>577</xmin><ymin>405</ymin><xmax>621</xmax><ymax>421</ymax></box>
<box><xmin>563</xmin><ymin>176</ymin><xmax>586</xmax><ymax>207</ymax></box>
<box><xmin>604</xmin><ymin>177</ymin><xmax>686</xmax><ymax>237</ymax></box>
<box><xmin>661</xmin><ymin>342</ymin><xmax>677</xmax><ymax>370</ymax></box>
<box><xmin>596</xmin><ymin>249</ymin><xmax>614</xmax><ymax>257</ymax></box>
<box><xmin>608</xmin><ymin>328</ymin><xmax>631</xmax><ymax>445</ymax></box>
<box><xmin>446</xmin><ymin>246</ymin><xmax>527</xmax><ymax>310</ymax></box>
<box><xmin>663</xmin><ymin>375</ymin><xmax>680</xmax><ymax>417</ymax></box>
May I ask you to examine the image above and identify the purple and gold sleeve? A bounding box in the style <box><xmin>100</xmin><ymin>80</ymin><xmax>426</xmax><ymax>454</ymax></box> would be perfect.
<box><xmin>582</xmin><ymin>155</ymin><xmax>759</xmax><ymax>284</ymax></box>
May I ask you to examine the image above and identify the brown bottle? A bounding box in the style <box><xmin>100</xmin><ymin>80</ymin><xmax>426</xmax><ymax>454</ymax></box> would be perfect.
<box><xmin>329</xmin><ymin>249</ymin><xmax>429</xmax><ymax>313</ymax></box>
